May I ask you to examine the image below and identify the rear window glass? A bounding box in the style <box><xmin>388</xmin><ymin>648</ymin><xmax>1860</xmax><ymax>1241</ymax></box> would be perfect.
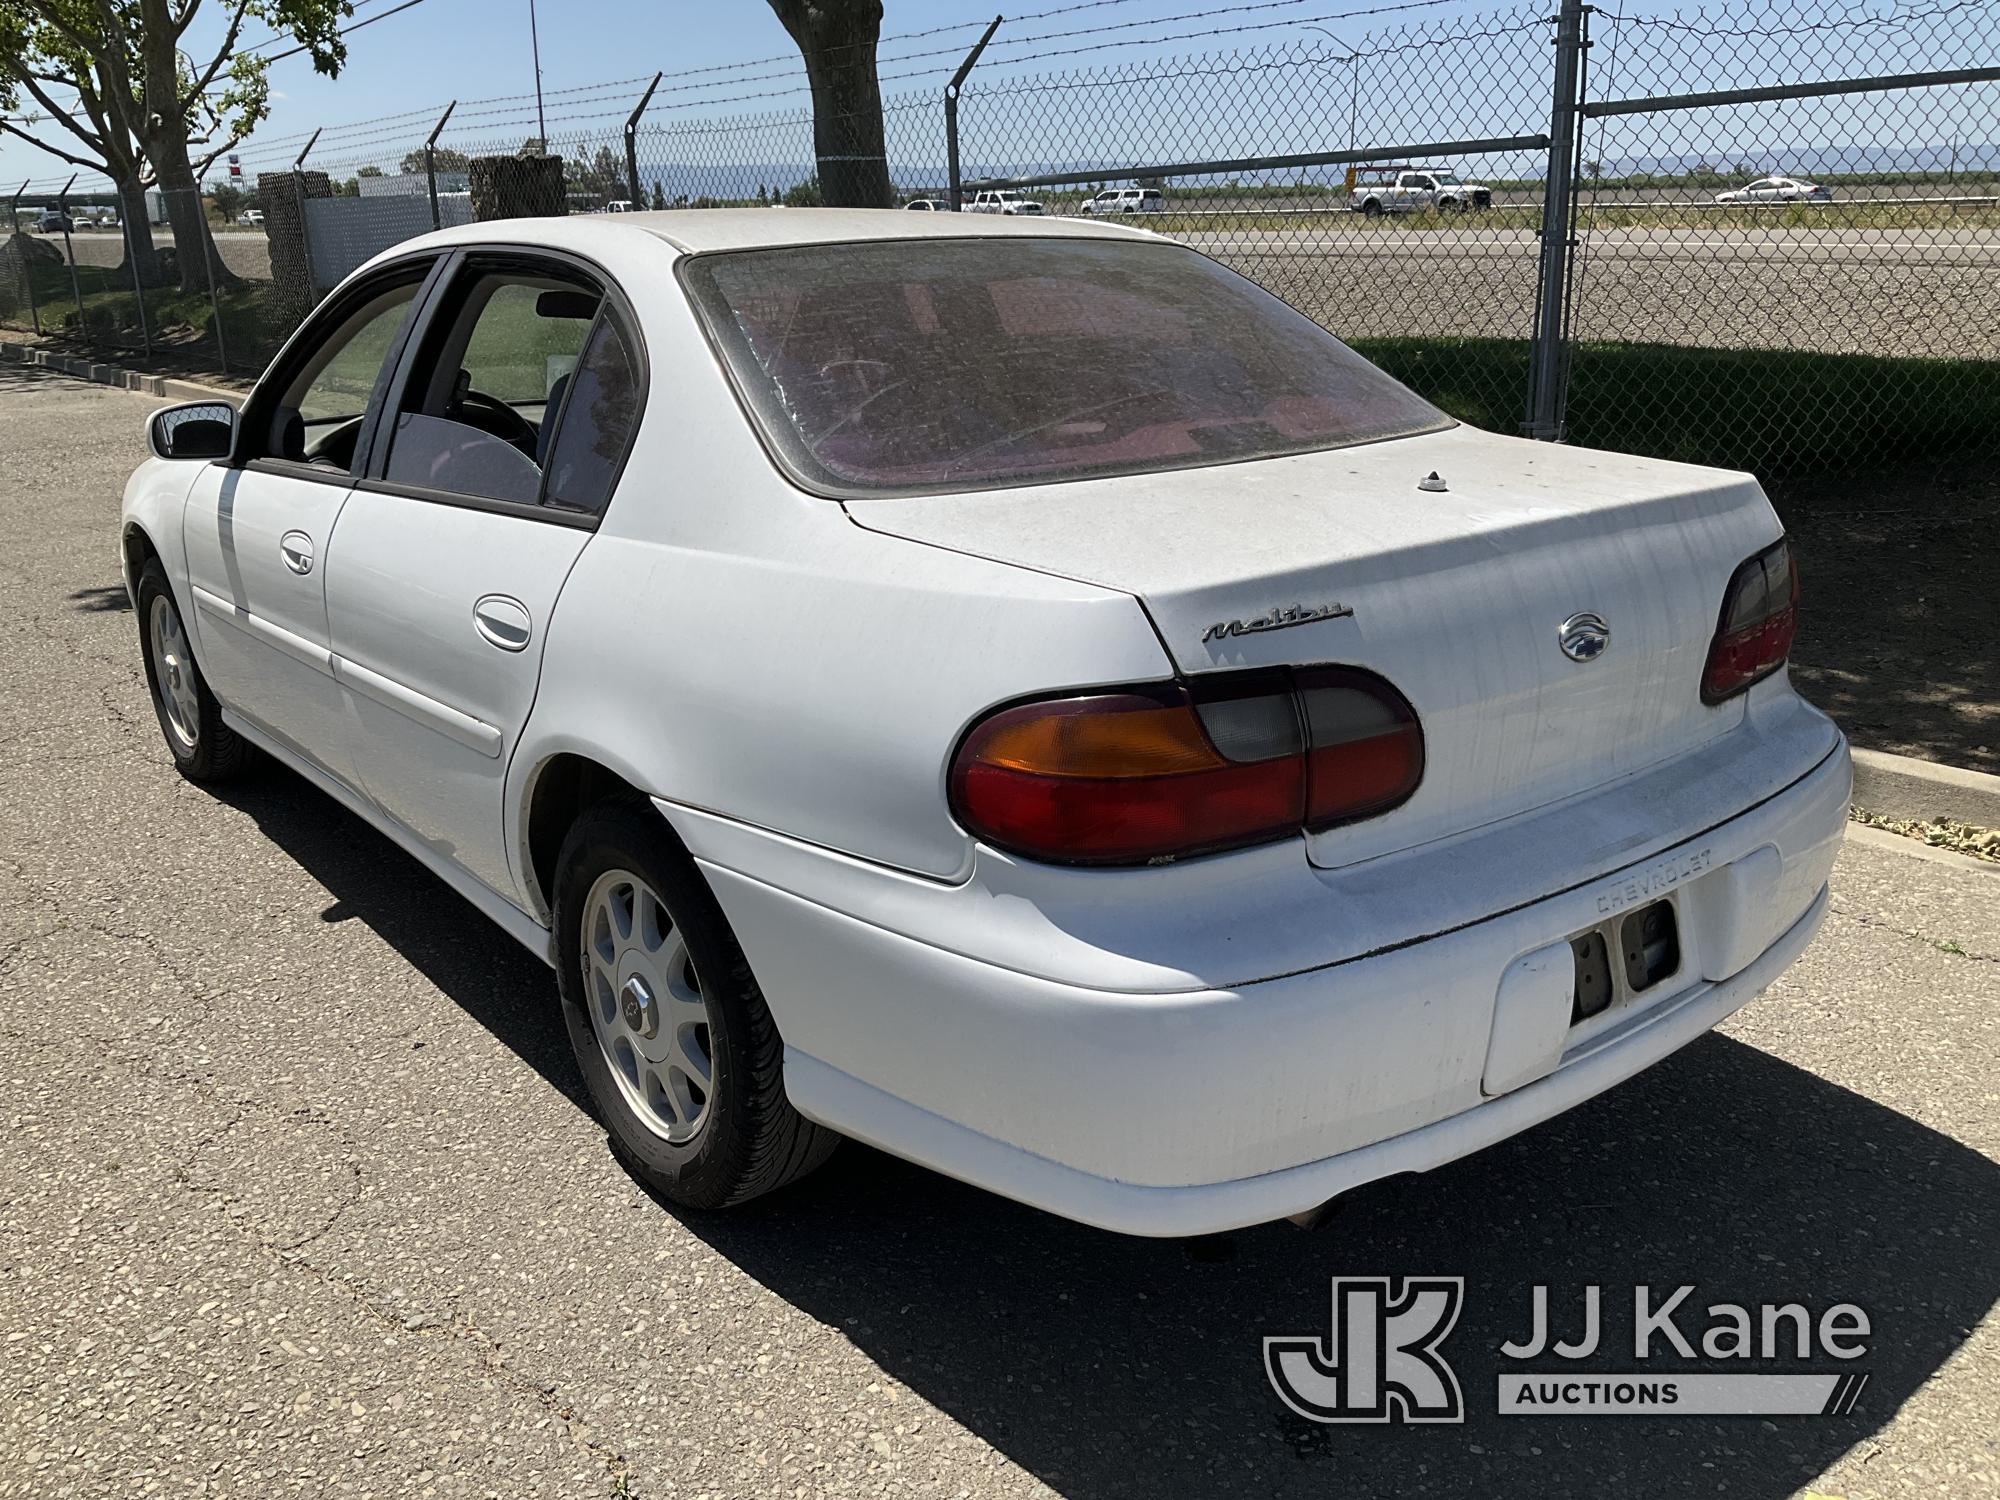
<box><xmin>681</xmin><ymin>238</ymin><xmax>1450</xmax><ymax>497</ymax></box>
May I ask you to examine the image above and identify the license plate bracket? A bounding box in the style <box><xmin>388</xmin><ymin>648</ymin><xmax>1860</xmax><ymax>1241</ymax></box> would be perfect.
<box><xmin>1569</xmin><ymin>899</ymin><xmax>1682</xmax><ymax>1027</ymax></box>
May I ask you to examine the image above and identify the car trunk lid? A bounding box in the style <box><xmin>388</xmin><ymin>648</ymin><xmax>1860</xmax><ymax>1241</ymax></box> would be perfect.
<box><xmin>847</xmin><ymin>425</ymin><xmax>1783</xmax><ymax>868</ymax></box>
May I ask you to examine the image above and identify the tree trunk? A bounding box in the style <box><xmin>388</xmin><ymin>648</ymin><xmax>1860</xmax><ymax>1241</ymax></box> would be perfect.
<box><xmin>113</xmin><ymin>176</ymin><xmax>162</xmax><ymax>287</ymax></box>
<box><xmin>768</xmin><ymin>0</ymin><xmax>893</xmax><ymax>208</ymax></box>
<box><xmin>149</xmin><ymin>142</ymin><xmax>237</xmax><ymax>296</ymax></box>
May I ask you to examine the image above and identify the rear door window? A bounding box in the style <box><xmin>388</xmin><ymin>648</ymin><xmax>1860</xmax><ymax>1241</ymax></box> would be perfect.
<box><xmin>682</xmin><ymin>238</ymin><xmax>1448</xmax><ymax>497</ymax></box>
<box><xmin>383</xmin><ymin>267</ymin><xmax>601</xmax><ymax>506</ymax></box>
<box><xmin>541</xmin><ymin>314</ymin><xmax>642</xmax><ymax>516</ymax></box>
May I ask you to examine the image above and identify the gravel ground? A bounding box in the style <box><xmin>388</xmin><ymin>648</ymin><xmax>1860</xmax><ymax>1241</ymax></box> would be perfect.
<box><xmin>1</xmin><ymin>364</ymin><xmax>1997</xmax><ymax>1499</ymax></box>
<box><xmin>1207</xmin><ymin>232</ymin><xmax>2000</xmax><ymax>359</ymax></box>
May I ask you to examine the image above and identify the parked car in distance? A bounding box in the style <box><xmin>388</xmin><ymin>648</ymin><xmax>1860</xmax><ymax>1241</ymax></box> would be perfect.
<box><xmin>1350</xmin><ymin>167</ymin><xmax>1493</xmax><ymax>215</ymax></box>
<box><xmin>35</xmin><ymin>208</ymin><xmax>72</xmax><ymax>233</ymax></box>
<box><xmin>903</xmin><ymin>198</ymin><xmax>951</xmax><ymax>211</ymax></box>
<box><xmin>236</xmin><ymin>209</ymin><xmax>266</xmax><ymax>228</ymax></box>
<box><xmin>605</xmin><ymin>200</ymin><xmax>636</xmax><ymax>214</ymax></box>
<box><xmin>1716</xmin><ymin>175</ymin><xmax>1832</xmax><ymax>204</ymax></box>
<box><xmin>122</xmin><ymin>209</ymin><xmax>1848</xmax><ymax>1237</ymax></box>
<box><xmin>966</xmin><ymin>189</ymin><xmax>1044</xmax><ymax>215</ymax></box>
<box><xmin>1080</xmin><ymin>186</ymin><xmax>1166</xmax><ymax>215</ymax></box>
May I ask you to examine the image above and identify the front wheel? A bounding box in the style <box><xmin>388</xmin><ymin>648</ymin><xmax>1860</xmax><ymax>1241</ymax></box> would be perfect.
<box><xmin>136</xmin><ymin>560</ymin><xmax>250</xmax><ymax>784</ymax></box>
<box><xmin>553</xmin><ymin>797</ymin><xmax>838</xmax><ymax>1210</ymax></box>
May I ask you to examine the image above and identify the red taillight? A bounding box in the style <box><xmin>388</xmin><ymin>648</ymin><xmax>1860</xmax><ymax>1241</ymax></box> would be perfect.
<box><xmin>1296</xmin><ymin>667</ymin><xmax>1425</xmax><ymax>828</ymax></box>
<box><xmin>949</xmin><ymin>670</ymin><xmax>1422</xmax><ymax>866</ymax></box>
<box><xmin>1701</xmin><ymin>538</ymin><xmax>1799</xmax><ymax>705</ymax></box>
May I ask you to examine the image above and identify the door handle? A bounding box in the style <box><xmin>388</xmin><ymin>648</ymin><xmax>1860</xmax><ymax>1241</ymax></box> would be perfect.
<box><xmin>473</xmin><ymin>594</ymin><xmax>533</xmax><ymax>652</ymax></box>
<box><xmin>280</xmin><ymin>530</ymin><xmax>314</xmax><ymax>576</ymax></box>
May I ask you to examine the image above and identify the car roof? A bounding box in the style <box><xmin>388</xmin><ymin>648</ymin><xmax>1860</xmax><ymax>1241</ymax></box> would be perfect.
<box><xmin>382</xmin><ymin>206</ymin><xmax>1160</xmax><ymax>264</ymax></box>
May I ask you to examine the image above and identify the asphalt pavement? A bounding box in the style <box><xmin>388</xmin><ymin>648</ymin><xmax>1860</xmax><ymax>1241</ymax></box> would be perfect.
<box><xmin>1</xmin><ymin>363</ymin><xmax>1995</xmax><ymax>1499</ymax></box>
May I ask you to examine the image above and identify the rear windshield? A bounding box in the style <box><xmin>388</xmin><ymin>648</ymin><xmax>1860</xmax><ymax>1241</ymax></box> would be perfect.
<box><xmin>681</xmin><ymin>238</ymin><xmax>1450</xmax><ymax>497</ymax></box>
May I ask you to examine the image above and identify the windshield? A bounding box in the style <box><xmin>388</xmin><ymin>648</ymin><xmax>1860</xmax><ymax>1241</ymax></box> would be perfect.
<box><xmin>1431</xmin><ymin>172</ymin><xmax>1461</xmax><ymax>185</ymax></box>
<box><xmin>682</xmin><ymin>238</ymin><xmax>1450</xmax><ymax>497</ymax></box>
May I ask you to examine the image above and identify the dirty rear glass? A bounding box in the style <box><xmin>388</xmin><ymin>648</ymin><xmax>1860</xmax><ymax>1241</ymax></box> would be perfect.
<box><xmin>681</xmin><ymin>238</ymin><xmax>1451</xmax><ymax>497</ymax></box>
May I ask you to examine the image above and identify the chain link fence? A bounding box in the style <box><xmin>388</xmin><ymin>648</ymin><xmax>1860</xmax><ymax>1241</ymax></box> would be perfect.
<box><xmin>1565</xmin><ymin>0</ymin><xmax>2000</xmax><ymax>471</ymax></box>
<box><xmin>3</xmin><ymin>0</ymin><xmax>1994</xmax><ymax>475</ymax></box>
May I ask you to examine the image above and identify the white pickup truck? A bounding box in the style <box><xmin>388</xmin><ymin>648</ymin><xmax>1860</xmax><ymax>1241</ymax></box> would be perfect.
<box><xmin>1350</xmin><ymin>168</ymin><xmax>1494</xmax><ymax>216</ymax></box>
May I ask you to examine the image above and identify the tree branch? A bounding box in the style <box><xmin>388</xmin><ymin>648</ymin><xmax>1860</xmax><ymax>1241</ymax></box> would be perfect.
<box><xmin>182</xmin><ymin>0</ymin><xmax>251</xmax><ymax>107</ymax></box>
<box><xmin>190</xmin><ymin>131</ymin><xmax>243</xmax><ymax>176</ymax></box>
<box><xmin>0</xmin><ymin>115</ymin><xmax>107</xmax><ymax>171</ymax></box>
<box><xmin>0</xmin><ymin>66</ymin><xmax>111</xmax><ymax>156</ymax></box>
<box><xmin>17</xmin><ymin>0</ymin><xmax>103</xmax><ymax>58</ymax></box>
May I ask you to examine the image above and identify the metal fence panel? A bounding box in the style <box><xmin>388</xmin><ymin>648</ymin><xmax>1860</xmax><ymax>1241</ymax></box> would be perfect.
<box><xmin>1564</xmin><ymin>0</ymin><xmax>2000</xmax><ymax>474</ymax></box>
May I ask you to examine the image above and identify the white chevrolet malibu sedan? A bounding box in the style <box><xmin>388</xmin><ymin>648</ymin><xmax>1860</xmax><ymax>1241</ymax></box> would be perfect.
<box><xmin>121</xmin><ymin>210</ymin><xmax>1849</xmax><ymax>1236</ymax></box>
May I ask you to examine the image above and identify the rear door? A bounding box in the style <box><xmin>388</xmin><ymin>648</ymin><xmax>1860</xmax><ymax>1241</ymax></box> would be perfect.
<box><xmin>181</xmin><ymin>258</ymin><xmax>436</xmax><ymax>789</ymax></box>
<box><xmin>322</xmin><ymin>251</ymin><xmax>645</xmax><ymax>903</ymax></box>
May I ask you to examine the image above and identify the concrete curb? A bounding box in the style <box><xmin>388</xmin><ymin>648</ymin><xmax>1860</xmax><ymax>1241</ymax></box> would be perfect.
<box><xmin>1</xmin><ymin>339</ymin><xmax>239</xmax><ymax>405</ymax></box>
<box><xmin>1844</xmin><ymin>821</ymin><xmax>2000</xmax><ymax>874</ymax></box>
<box><xmin>1851</xmin><ymin>746</ymin><xmax>2000</xmax><ymax>830</ymax></box>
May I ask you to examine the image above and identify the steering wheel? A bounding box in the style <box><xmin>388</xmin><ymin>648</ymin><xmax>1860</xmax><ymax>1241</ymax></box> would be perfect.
<box><xmin>451</xmin><ymin>389</ymin><xmax>540</xmax><ymax>453</ymax></box>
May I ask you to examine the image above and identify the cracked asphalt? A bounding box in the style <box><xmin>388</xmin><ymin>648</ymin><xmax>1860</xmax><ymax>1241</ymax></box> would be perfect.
<box><xmin>2</xmin><ymin>361</ymin><xmax>1996</xmax><ymax>1500</ymax></box>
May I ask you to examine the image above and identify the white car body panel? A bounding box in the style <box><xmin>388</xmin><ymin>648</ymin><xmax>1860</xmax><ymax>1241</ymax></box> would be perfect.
<box><xmin>706</xmin><ymin>737</ymin><xmax>1846</xmax><ymax>1233</ymax></box>
<box><xmin>120</xmin><ymin>209</ymin><xmax>1849</xmax><ymax>1234</ymax></box>
<box><xmin>850</xmin><ymin>425</ymin><xmax>1778</xmax><ymax>869</ymax></box>
<box><xmin>324</xmin><ymin>488</ymin><xmax>591</xmax><ymax>898</ymax></box>
<box><xmin>181</xmin><ymin>465</ymin><xmax>364</xmax><ymax>790</ymax></box>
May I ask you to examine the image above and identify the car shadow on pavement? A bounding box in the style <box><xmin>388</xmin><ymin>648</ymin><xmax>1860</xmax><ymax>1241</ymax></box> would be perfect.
<box><xmin>688</xmin><ymin>1041</ymin><xmax>2000</xmax><ymax>1499</ymax></box>
<box><xmin>69</xmin><ymin>583</ymin><xmax>132</xmax><ymax>613</ymax></box>
<box><xmin>221</xmin><ymin>762</ymin><xmax>1999</xmax><ymax>1500</ymax></box>
<box><xmin>215</xmin><ymin>764</ymin><xmax>593</xmax><ymax>1117</ymax></box>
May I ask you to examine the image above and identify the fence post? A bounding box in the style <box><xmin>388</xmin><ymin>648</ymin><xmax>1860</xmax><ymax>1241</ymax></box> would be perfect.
<box><xmin>945</xmin><ymin>16</ymin><xmax>1004</xmax><ymax>210</ymax></box>
<box><xmin>11</xmin><ymin>181</ymin><xmax>39</xmax><ymax>335</ymax></box>
<box><xmin>425</xmin><ymin>101</ymin><xmax>458</xmax><ymax>230</ymax></box>
<box><xmin>121</xmin><ymin>210</ymin><xmax>151</xmax><ymax>359</ymax></box>
<box><xmin>1524</xmin><ymin>0</ymin><xmax>1589</xmax><ymax>441</ymax></box>
<box><xmin>58</xmin><ymin>174</ymin><xmax>86</xmax><ymax>341</ymax></box>
<box><xmin>196</xmin><ymin>190</ymin><xmax>231</xmax><ymax>374</ymax></box>
<box><xmin>625</xmin><ymin>73</ymin><xmax>663</xmax><ymax>208</ymax></box>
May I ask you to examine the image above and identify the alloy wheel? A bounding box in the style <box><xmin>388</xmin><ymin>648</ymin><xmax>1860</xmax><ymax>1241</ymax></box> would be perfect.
<box><xmin>148</xmin><ymin>593</ymin><xmax>200</xmax><ymax>752</ymax></box>
<box><xmin>581</xmin><ymin>867</ymin><xmax>715</xmax><ymax>1144</ymax></box>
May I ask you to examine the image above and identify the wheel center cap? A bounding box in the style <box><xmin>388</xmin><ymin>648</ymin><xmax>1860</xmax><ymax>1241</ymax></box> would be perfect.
<box><xmin>619</xmin><ymin>975</ymin><xmax>659</xmax><ymax>1039</ymax></box>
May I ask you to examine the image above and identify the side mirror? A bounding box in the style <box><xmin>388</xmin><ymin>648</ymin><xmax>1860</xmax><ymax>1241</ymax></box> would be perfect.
<box><xmin>147</xmin><ymin>400</ymin><xmax>237</xmax><ymax>462</ymax></box>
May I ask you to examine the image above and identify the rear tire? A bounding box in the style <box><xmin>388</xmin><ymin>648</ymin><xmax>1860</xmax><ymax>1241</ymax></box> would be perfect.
<box><xmin>135</xmin><ymin>561</ymin><xmax>250</xmax><ymax>785</ymax></box>
<box><xmin>1361</xmin><ymin>198</ymin><xmax>1383</xmax><ymax>218</ymax></box>
<box><xmin>553</xmin><ymin>796</ymin><xmax>838</xmax><ymax>1210</ymax></box>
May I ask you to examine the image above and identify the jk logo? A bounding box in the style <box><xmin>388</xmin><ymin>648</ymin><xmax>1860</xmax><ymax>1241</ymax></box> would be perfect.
<box><xmin>1265</xmin><ymin>1277</ymin><xmax>1466</xmax><ymax>1424</ymax></box>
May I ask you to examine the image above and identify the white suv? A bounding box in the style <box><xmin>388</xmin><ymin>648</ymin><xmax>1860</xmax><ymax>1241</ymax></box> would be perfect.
<box><xmin>1080</xmin><ymin>187</ymin><xmax>1165</xmax><ymax>215</ymax></box>
<box><xmin>966</xmin><ymin>189</ymin><xmax>1044</xmax><ymax>216</ymax></box>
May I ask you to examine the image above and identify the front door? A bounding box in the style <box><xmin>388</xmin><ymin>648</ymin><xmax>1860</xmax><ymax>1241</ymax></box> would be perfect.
<box><xmin>324</xmin><ymin>256</ymin><xmax>644</xmax><ymax>904</ymax></box>
<box><xmin>182</xmin><ymin>266</ymin><xmax>433</xmax><ymax>789</ymax></box>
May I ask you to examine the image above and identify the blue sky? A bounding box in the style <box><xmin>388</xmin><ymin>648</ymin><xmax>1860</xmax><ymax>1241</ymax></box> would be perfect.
<box><xmin>8</xmin><ymin>0</ymin><xmax>1435</xmax><ymax>191</ymax></box>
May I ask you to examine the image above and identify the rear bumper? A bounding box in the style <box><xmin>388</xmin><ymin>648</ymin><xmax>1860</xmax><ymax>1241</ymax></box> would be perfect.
<box><xmin>680</xmin><ymin>722</ymin><xmax>1849</xmax><ymax>1236</ymax></box>
<box><xmin>780</xmin><ymin>883</ymin><xmax>1829</xmax><ymax>1237</ymax></box>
